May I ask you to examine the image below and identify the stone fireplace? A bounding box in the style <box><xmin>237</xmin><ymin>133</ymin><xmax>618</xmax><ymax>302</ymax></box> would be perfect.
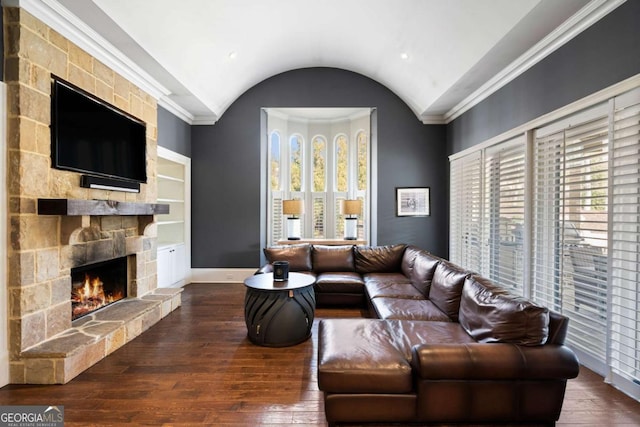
<box><xmin>4</xmin><ymin>8</ymin><xmax>181</xmax><ymax>384</ymax></box>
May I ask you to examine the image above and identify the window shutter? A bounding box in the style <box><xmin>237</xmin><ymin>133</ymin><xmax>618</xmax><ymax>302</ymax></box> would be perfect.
<box><xmin>533</xmin><ymin>107</ymin><xmax>610</xmax><ymax>370</ymax></box>
<box><xmin>484</xmin><ymin>138</ymin><xmax>526</xmax><ymax>291</ymax></box>
<box><xmin>270</xmin><ymin>193</ymin><xmax>283</xmax><ymax>244</ymax></box>
<box><xmin>450</xmin><ymin>151</ymin><xmax>483</xmax><ymax>272</ymax></box>
<box><xmin>609</xmin><ymin>88</ymin><xmax>640</xmax><ymax>396</ymax></box>
<box><xmin>312</xmin><ymin>194</ymin><xmax>326</xmax><ymax>238</ymax></box>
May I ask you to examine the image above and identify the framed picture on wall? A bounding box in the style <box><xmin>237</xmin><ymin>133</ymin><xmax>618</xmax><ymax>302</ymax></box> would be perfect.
<box><xmin>396</xmin><ymin>187</ymin><xmax>430</xmax><ymax>216</ymax></box>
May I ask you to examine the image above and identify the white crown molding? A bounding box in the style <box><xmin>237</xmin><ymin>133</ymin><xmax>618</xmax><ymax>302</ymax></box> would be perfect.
<box><xmin>9</xmin><ymin>0</ymin><xmax>171</xmax><ymax>100</ymax></box>
<box><xmin>191</xmin><ymin>116</ymin><xmax>219</xmax><ymax>126</ymax></box>
<box><xmin>448</xmin><ymin>73</ymin><xmax>640</xmax><ymax>161</ymax></box>
<box><xmin>441</xmin><ymin>0</ymin><xmax>627</xmax><ymax>124</ymax></box>
<box><xmin>156</xmin><ymin>97</ymin><xmax>218</xmax><ymax>125</ymax></box>
<box><xmin>420</xmin><ymin>115</ymin><xmax>447</xmax><ymax>125</ymax></box>
<box><xmin>157</xmin><ymin>97</ymin><xmax>194</xmax><ymax>124</ymax></box>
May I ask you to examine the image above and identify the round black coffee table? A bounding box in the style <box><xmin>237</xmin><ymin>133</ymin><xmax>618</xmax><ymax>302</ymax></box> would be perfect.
<box><xmin>243</xmin><ymin>272</ymin><xmax>316</xmax><ymax>347</ymax></box>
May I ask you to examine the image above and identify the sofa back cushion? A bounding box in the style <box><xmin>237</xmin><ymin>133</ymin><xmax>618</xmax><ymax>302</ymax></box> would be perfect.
<box><xmin>401</xmin><ymin>246</ymin><xmax>441</xmax><ymax>297</ymax></box>
<box><xmin>264</xmin><ymin>244</ymin><xmax>312</xmax><ymax>271</ymax></box>
<box><xmin>459</xmin><ymin>275</ymin><xmax>549</xmax><ymax>346</ymax></box>
<box><xmin>354</xmin><ymin>244</ymin><xmax>407</xmax><ymax>274</ymax></box>
<box><xmin>429</xmin><ymin>261</ymin><xmax>469</xmax><ymax>321</ymax></box>
<box><xmin>312</xmin><ymin>245</ymin><xmax>355</xmax><ymax>273</ymax></box>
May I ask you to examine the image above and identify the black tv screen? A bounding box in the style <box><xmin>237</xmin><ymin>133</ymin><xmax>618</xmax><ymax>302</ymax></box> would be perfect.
<box><xmin>51</xmin><ymin>78</ymin><xmax>147</xmax><ymax>183</ymax></box>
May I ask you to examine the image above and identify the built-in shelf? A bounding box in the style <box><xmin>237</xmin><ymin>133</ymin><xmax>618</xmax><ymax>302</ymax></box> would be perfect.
<box><xmin>38</xmin><ymin>199</ymin><xmax>169</xmax><ymax>216</ymax></box>
<box><xmin>157</xmin><ymin>174</ymin><xmax>185</xmax><ymax>183</ymax></box>
<box><xmin>157</xmin><ymin>220</ymin><xmax>185</xmax><ymax>226</ymax></box>
<box><xmin>157</xmin><ymin>147</ymin><xmax>191</xmax><ymax>288</ymax></box>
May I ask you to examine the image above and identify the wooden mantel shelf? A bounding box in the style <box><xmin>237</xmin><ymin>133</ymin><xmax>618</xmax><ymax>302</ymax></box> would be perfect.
<box><xmin>37</xmin><ymin>199</ymin><xmax>170</xmax><ymax>216</ymax></box>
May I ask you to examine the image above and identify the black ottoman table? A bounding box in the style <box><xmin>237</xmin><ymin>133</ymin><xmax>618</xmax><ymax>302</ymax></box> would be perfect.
<box><xmin>243</xmin><ymin>272</ymin><xmax>316</xmax><ymax>347</ymax></box>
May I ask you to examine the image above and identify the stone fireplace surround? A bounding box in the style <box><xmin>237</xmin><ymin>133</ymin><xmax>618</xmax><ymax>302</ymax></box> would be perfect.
<box><xmin>5</xmin><ymin>8</ymin><xmax>182</xmax><ymax>384</ymax></box>
<box><xmin>18</xmin><ymin>206</ymin><xmax>181</xmax><ymax>384</ymax></box>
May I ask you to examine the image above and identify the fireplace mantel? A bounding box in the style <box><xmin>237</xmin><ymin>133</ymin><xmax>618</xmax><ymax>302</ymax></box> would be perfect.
<box><xmin>38</xmin><ymin>199</ymin><xmax>170</xmax><ymax>216</ymax></box>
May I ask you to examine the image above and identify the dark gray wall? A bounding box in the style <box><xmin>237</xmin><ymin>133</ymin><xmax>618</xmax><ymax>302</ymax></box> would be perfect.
<box><xmin>448</xmin><ymin>0</ymin><xmax>640</xmax><ymax>153</ymax></box>
<box><xmin>192</xmin><ymin>68</ymin><xmax>447</xmax><ymax>268</ymax></box>
<box><xmin>157</xmin><ymin>106</ymin><xmax>192</xmax><ymax>157</ymax></box>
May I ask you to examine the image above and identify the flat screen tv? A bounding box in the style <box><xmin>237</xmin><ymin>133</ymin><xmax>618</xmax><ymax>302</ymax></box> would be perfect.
<box><xmin>51</xmin><ymin>78</ymin><xmax>147</xmax><ymax>184</ymax></box>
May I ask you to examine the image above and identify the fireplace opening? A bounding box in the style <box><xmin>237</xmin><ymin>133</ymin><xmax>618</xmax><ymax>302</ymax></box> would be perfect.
<box><xmin>71</xmin><ymin>257</ymin><xmax>128</xmax><ymax>320</ymax></box>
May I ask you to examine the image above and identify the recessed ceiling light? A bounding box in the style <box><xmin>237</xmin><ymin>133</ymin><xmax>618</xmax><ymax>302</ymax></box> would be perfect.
<box><xmin>228</xmin><ymin>51</ymin><xmax>237</xmax><ymax>60</ymax></box>
<box><xmin>400</xmin><ymin>52</ymin><xmax>409</xmax><ymax>60</ymax></box>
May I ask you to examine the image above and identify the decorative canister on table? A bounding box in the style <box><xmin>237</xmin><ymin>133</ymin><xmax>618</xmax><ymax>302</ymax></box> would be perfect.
<box><xmin>273</xmin><ymin>261</ymin><xmax>289</xmax><ymax>281</ymax></box>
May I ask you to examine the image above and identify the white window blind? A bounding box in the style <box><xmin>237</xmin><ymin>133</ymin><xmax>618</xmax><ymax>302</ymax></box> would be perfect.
<box><xmin>450</xmin><ymin>86</ymin><xmax>640</xmax><ymax>402</ymax></box>
<box><xmin>483</xmin><ymin>138</ymin><xmax>526</xmax><ymax>291</ymax></box>
<box><xmin>450</xmin><ymin>151</ymin><xmax>483</xmax><ymax>273</ymax></box>
<box><xmin>609</xmin><ymin>88</ymin><xmax>640</xmax><ymax>398</ymax></box>
<box><xmin>533</xmin><ymin>106</ymin><xmax>610</xmax><ymax>370</ymax></box>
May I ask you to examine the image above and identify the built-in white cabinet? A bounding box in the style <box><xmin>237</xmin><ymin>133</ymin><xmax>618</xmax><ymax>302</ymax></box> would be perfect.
<box><xmin>157</xmin><ymin>243</ymin><xmax>186</xmax><ymax>287</ymax></box>
<box><xmin>157</xmin><ymin>147</ymin><xmax>190</xmax><ymax>288</ymax></box>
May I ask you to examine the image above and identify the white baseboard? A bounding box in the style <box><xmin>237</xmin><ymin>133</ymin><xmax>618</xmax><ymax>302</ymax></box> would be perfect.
<box><xmin>190</xmin><ymin>268</ymin><xmax>257</xmax><ymax>283</ymax></box>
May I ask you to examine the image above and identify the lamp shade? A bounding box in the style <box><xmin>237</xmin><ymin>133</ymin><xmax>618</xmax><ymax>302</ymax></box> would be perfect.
<box><xmin>342</xmin><ymin>199</ymin><xmax>362</xmax><ymax>216</ymax></box>
<box><xmin>283</xmin><ymin>199</ymin><xmax>304</xmax><ymax>216</ymax></box>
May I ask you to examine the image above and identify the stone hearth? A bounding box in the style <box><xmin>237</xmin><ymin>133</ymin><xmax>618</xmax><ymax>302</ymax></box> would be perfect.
<box><xmin>21</xmin><ymin>288</ymin><xmax>181</xmax><ymax>384</ymax></box>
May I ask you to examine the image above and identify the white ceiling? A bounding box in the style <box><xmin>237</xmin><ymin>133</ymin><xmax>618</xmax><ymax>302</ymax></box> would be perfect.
<box><xmin>18</xmin><ymin>0</ymin><xmax>624</xmax><ymax>124</ymax></box>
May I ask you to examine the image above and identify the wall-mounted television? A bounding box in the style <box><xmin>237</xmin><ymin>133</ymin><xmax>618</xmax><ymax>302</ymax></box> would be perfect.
<box><xmin>51</xmin><ymin>78</ymin><xmax>147</xmax><ymax>187</ymax></box>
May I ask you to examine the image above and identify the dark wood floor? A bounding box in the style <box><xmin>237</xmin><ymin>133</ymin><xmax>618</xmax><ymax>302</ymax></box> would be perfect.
<box><xmin>1</xmin><ymin>283</ymin><xmax>639</xmax><ymax>426</ymax></box>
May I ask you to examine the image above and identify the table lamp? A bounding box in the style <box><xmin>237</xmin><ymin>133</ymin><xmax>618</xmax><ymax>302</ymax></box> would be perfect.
<box><xmin>283</xmin><ymin>199</ymin><xmax>304</xmax><ymax>240</ymax></box>
<box><xmin>342</xmin><ymin>199</ymin><xmax>361</xmax><ymax>240</ymax></box>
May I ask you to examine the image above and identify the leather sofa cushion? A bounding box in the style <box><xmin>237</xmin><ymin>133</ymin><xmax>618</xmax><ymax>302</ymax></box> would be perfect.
<box><xmin>315</xmin><ymin>272</ymin><xmax>365</xmax><ymax>294</ymax></box>
<box><xmin>318</xmin><ymin>319</ymin><xmax>413</xmax><ymax>393</ymax></box>
<box><xmin>371</xmin><ymin>298</ymin><xmax>451</xmax><ymax>322</ymax></box>
<box><xmin>428</xmin><ymin>261</ymin><xmax>470</xmax><ymax>322</ymax></box>
<box><xmin>386</xmin><ymin>320</ymin><xmax>476</xmax><ymax>359</ymax></box>
<box><xmin>401</xmin><ymin>246</ymin><xmax>441</xmax><ymax>297</ymax></box>
<box><xmin>459</xmin><ymin>275</ymin><xmax>549</xmax><ymax>346</ymax></box>
<box><xmin>263</xmin><ymin>243</ymin><xmax>312</xmax><ymax>271</ymax></box>
<box><xmin>364</xmin><ymin>274</ymin><xmax>423</xmax><ymax>299</ymax></box>
<box><xmin>354</xmin><ymin>244</ymin><xmax>407</xmax><ymax>274</ymax></box>
<box><xmin>312</xmin><ymin>245</ymin><xmax>355</xmax><ymax>273</ymax></box>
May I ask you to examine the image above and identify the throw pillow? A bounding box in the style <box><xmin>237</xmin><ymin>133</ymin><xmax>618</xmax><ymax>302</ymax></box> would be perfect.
<box><xmin>263</xmin><ymin>244</ymin><xmax>312</xmax><ymax>271</ymax></box>
<box><xmin>459</xmin><ymin>275</ymin><xmax>549</xmax><ymax>346</ymax></box>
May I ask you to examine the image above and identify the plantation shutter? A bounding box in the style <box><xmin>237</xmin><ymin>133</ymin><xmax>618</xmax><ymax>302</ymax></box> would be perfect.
<box><xmin>609</xmin><ymin>87</ymin><xmax>640</xmax><ymax>396</ymax></box>
<box><xmin>449</xmin><ymin>151</ymin><xmax>482</xmax><ymax>272</ymax></box>
<box><xmin>483</xmin><ymin>138</ymin><xmax>526</xmax><ymax>291</ymax></box>
<box><xmin>533</xmin><ymin>104</ymin><xmax>610</xmax><ymax>370</ymax></box>
<box><xmin>270</xmin><ymin>193</ymin><xmax>283</xmax><ymax>244</ymax></box>
<box><xmin>312</xmin><ymin>194</ymin><xmax>326</xmax><ymax>238</ymax></box>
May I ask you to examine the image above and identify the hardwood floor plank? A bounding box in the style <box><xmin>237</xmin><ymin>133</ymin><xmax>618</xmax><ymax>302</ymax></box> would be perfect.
<box><xmin>1</xmin><ymin>282</ymin><xmax>639</xmax><ymax>426</ymax></box>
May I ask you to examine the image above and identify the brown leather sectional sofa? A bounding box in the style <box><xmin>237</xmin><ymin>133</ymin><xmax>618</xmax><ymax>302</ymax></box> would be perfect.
<box><xmin>260</xmin><ymin>243</ymin><xmax>580</xmax><ymax>426</ymax></box>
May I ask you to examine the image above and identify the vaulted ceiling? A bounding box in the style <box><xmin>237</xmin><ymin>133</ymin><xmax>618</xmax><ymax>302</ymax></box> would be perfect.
<box><xmin>13</xmin><ymin>0</ymin><xmax>625</xmax><ymax>124</ymax></box>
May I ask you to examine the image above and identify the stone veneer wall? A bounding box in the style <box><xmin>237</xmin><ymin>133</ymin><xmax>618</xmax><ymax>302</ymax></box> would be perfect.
<box><xmin>4</xmin><ymin>7</ymin><xmax>162</xmax><ymax>383</ymax></box>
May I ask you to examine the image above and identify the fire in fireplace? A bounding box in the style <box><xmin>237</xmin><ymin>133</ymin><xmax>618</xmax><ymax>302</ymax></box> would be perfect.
<box><xmin>71</xmin><ymin>257</ymin><xmax>128</xmax><ymax>320</ymax></box>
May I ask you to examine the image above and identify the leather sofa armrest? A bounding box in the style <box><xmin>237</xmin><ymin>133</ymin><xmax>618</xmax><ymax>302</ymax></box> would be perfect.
<box><xmin>411</xmin><ymin>343</ymin><xmax>579</xmax><ymax>380</ymax></box>
<box><xmin>256</xmin><ymin>264</ymin><xmax>273</xmax><ymax>274</ymax></box>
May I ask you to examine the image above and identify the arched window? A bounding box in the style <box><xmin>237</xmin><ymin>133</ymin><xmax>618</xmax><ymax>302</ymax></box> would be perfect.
<box><xmin>289</xmin><ymin>135</ymin><xmax>303</xmax><ymax>192</ymax></box>
<box><xmin>312</xmin><ymin>136</ymin><xmax>326</xmax><ymax>192</ymax></box>
<box><xmin>265</xmin><ymin>108</ymin><xmax>372</xmax><ymax>244</ymax></box>
<box><xmin>335</xmin><ymin>134</ymin><xmax>348</xmax><ymax>192</ymax></box>
<box><xmin>357</xmin><ymin>131</ymin><xmax>368</xmax><ymax>191</ymax></box>
<box><xmin>270</xmin><ymin>132</ymin><xmax>281</xmax><ymax>191</ymax></box>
